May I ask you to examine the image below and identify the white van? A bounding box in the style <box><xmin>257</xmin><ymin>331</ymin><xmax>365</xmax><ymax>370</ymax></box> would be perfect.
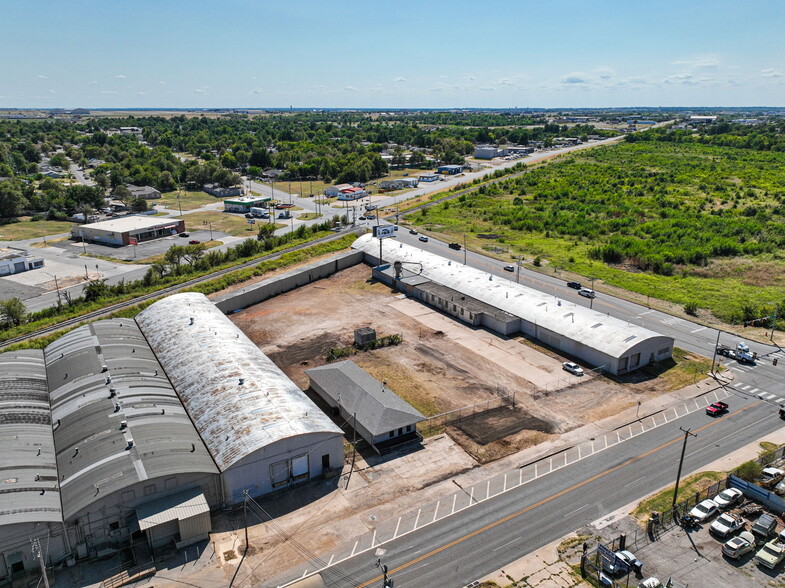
<box><xmin>578</xmin><ymin>288</ymin><xmax>596</xmax><ymax>299</ymax></box>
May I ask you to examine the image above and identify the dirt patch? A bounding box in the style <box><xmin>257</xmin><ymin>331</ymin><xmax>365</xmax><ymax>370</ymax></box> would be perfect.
<box><xmin>229</xmin><ymin>263</ymin><xmax>666</xmax><ymax>465</ymax></box>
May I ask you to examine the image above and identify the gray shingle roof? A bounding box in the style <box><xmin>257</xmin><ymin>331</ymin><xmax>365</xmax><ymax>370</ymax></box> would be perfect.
<box><xmin>305</xmin><ymin>360</ymin><xmax>425</xmax><ymax>436</ymax></box>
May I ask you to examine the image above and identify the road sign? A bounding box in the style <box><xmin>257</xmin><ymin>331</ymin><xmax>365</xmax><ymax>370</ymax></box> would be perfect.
<box><xmin>373</xmin><ymin>225</ymin><xmax>395</xmax><ymax>239</ymax></box>
<box><xmin>247</xmin><ymin>218</ymin><xmax>256</xmax><ymax>224</ymax></box>
<box><xmin>128</xmin><ymin>237</ymin><xmax>137</xmax><ymax>245</ymax></box>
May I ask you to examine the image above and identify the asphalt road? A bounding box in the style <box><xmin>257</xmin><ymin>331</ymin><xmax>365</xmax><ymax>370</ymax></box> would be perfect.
<box><xmin>270</xmin><ymin>392</ymin><xmax>780</xmax><ymax>588</ymax></box>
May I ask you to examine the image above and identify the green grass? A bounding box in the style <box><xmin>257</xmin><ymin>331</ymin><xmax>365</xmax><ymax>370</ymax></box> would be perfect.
<box><xmin>0</xmin><ymin>218</ymin><xmax>75</xmax><ymax>240</ymax></box>
<box><xmin>157</xmin><ymin>190</ymin><xmax>218</xmax><ymax>211</ymax></box>
<box><xmin>299</xmin><ymin>212</ymin><xmax>322</xmax><ymax>221</ymax></box>
<box><xmin>177</xmin><ymin>210</ymin><xmax>259</xmax><ymax>237</ymax></box>
<box><xmin>632</xmin><ymin>471</ymin><xmax>725</xmax><ymax>522</ymax></box>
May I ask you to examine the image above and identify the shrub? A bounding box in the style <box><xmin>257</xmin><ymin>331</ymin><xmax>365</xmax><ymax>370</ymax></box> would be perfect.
<box><xmin>684</xmin><ymin>301</ymin><xmax>699</xmax><ymax>316</ymax></box>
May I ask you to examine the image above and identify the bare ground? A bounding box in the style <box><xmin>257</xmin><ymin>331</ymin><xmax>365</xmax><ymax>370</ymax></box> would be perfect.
<box><xmin>230</xmin><ymin>264</ymin><xmax>671</xmax><ymax>463</ymax></box>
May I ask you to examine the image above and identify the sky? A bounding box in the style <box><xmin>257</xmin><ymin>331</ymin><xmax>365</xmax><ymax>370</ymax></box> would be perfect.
<box><xmin>1</xmin><ymin>0</ymin><xmax>784</xmax><ymax>109</ymax></box>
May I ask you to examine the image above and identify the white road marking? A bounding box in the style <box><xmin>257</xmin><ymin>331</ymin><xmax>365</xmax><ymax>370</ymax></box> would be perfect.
<box><xmin>564</xmin><ymin>504</ymin><xmax>590</xmax><ymax>518</ymax></box>
<box><xmin>414</xmin><ymin>508</ymin><xmax>421</xmax><ymax>529</ymax></box>
<box><xmin>492</xmin><ymin>537</ymin><xmax>522</xmax><ymax>552</ymax></box>
<box><xmin>432</xmin><ymin>501</ymin><xmax>440</xmax><ymax>522</ymax></box>
<box><xmin>690</xmin><ymin>326</ymin><xmax>706</xmax><ymax>333</ymax></box>
<box><xmin>394</xmin><ymin>518</ymin><xmax>401</xmax><ymax>538</ymax></box>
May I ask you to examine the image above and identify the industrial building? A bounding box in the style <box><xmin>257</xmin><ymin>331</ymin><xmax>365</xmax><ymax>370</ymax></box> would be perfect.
<box><xmin>223</xmin><ymin>195</ymin><xmax>268</xmax><ymax>213</ymax></box>
<box><xmin>0</xmin><ymin>248</ymin><xmax>44</xmax><ymax>276</ymax></box>
<box><xmin>0</xmin><ymin>351</ymin><xmax>65</xmax><ymax>584</ymax></box>
<box><xmin>474</xmin><ymin>145</ymin><xmax>509</xmax><ymax>159</ymax></box>
<box><xmin>72</xmin><ymin>216</ymin><xmax>186</xmax><ymax>246</ymax></box>
<box><xmin>136</xmin><ymin>293</ymin><xmax>345</xmax><ymax>503</ymax></box>
<box><xmin>437</xmin><ymin>165</ymin><xmax>463</xmax><ymax>174</ymax></box>
<box><xmin>352</xmin><ymin>234</ymin><xmax>673</xmax><ymax>375</ymax></box>
<box><xmin>44</xmin><ymin>319</ymin><xmax>220</xmax><ymax>553</ymax></box>
<box><xmin>306</xmin><ymin>360</ymin><xmax>425</xmax><ymax>454</ymax></box>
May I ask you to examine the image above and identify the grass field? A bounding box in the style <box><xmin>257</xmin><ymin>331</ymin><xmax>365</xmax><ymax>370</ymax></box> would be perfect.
<box><xmin>410</xmin><ymin>141</ymin><xmax>785</xmax><ymax>326</ymax></box>
<box><xmin>158</xmin><ymin>190</ymin><xmax>218</xmax><ymax>211</ymax></box>
<box><xmin>0</xmin><ymin>218</ymin><xmax>75</xmax><ymax>241</ymax></box>
<box><xmin>178</xmin><ymin>211</ymin><xmax>260</xmax><ymax>237</ymax></box>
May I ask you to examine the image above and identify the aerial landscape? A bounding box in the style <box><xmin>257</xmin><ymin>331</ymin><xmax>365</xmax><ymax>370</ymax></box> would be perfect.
<box><xmin>2</xmin><ymin>1</ymin><xmax>785</xmax><ymax>588</ymax></box>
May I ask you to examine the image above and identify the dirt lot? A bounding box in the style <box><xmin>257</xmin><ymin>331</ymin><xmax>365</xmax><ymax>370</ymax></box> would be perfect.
<box><xmin>229</xmin><ymin>264</ymin><xmax>677</xmax><ymax>463</ymax></box>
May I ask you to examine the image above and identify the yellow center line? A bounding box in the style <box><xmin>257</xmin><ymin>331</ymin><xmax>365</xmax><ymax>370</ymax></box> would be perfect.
<box><xmin>357</xmin><ymin>402</ymin><xmax>757</xmax><ymax>587</ymax></box>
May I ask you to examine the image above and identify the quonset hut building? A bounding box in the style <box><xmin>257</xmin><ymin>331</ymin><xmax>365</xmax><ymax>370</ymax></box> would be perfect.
<box><xmin>352</xmin><ymin>234</ymin><xmax>674</xmax><ymax>375</ymax></box>
<box><xmin>0</xmin><ymin>294</ymin><xmax>344</xmax><ymax>582</ymax></box>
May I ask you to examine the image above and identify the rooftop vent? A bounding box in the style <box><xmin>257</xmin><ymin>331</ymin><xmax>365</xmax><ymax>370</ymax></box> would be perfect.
<box><xmin>101</xmin><ymin>365</ymin><xmax>108</xmax><ymax>373</ymax></box>
<box><xmin>126</xmin><ymin>439</ymin><xmax>134</xmax><ymax>450</ymax></box>
<box><xmin>105</xmin><ymin>376</ymin><xmax>111</xmax><ymax>385</ymax></box>
<box><xmin>189</xmin><ymin>317</ymin><xmax>194</xmax><ymax>325</ymax></box>
<box><xmin>119</xmin><ymin>420</ymin><xmax>127</xmax><ymax>430</ymax></box>
<box><xmin>108</xmin><ymin>388</ymin><xmax>116</xmax><ymax>399</ymax></box>
<box><xmin>114</xmin><ymin>403</ymin><xmax>121</xmax><ymax>413</ymax></box>
<box><xmin>239</xmin><ymin>378</ymin><xmax>245</xmax><ymax>385</ymax></box>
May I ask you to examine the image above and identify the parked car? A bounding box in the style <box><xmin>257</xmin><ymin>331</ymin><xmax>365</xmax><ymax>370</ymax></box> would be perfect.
<box><xmin>393</xmin><ymin>225</ymin><xmax>399</xmax><ymax>231</ymax></box>
<box><xmin>409</xmin><ymin>229</ymin><xmax>418</xmax><ymax>235</ymax></box>
<box><xmin>636</xmin><ymin>578</ymin><xmax>661</xmax><ymax>588</ymax></box>
<box><xmin>567</xmin><ymin>281</ymin><xmax>582</xmax><ymax>289</ymax></box>
<box><xmin>366</xmin><ymin>214</ymin><xmax>376</xmax><ymax>219</ymax></box>
<box><xmin>758</xmin><ymin>467</ymin><xmax>785</xmax><ymax>488</ymax></box>
<box><xmin>244</xmin><ymin>213</ymin><xmax>253</xmax><ymax>218</ymax></box>
<box><xmin>714</xmin><ymin>487</ymin><xmax>744</xmax><ymax>509</ymax></box>
<box><xmin>710</xmin><ymin>513</ymin><xmax>745</xmax><ymax>538</ymax></box>
<box><xmin>419</xmin><ymin>235</ymin><xmax>429</xmax><ymax>242</ymax></box>
<box><xmin>365</xmin><ymin>204</ymin><xmax>377</xmax><ymax>211</ymax></box>
<box><xmin>448</xmin><ymin>242</ymin><xmax>462</xmax><ymax>250</ymax></box>
<box><xmin>178</xmin><ymin>232</ymin><xmax>190</xmax><ymax>237</ymax></box>
<box><xmin>614</xmin><ymin>550</ymin><xmax>643</xmax><ymax>575</ymax></box>
<box><xmin>578</xmin><ymin>288</ymin><xmax>596</xmax><ymax>299</ymax></box>
<box><xmin>359</xmin><ymin>216</ymin><xmax>367</xmax><ymax>221</ymax></box>
<box><xmin>752</xmin><ymin>512</ymin><xmax>778</xmax><ymax>539</ymax></box>
<box><xmin>722</xmin><ymin>531</ymin><xmax>756</xmax><ymax>559</ymax></box>
<box><xmin>562</xmin><ymin>362</ymin><xmax>584</xmax><ymax>376</ymax></box>
<box><xmin>188</xmin><ymin>240</ymin><xmax>200</xmax><ymax>245</ymax></box>
<box><xmin>689</xmin><ymin>499</ymin><xmax>719</xmax><ymax>522</ymax></box>
<box><xmin>503</xmin><ymin>265</ymin><xmax>515</xmax><ymax>272</ymax></box>
<box><xmin>756</xmin><ymin>539</ymin><xmax>785</xmax><ymax>569</ymax></box>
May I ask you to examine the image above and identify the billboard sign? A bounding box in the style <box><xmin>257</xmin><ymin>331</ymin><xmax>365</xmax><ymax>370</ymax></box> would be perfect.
<box><xmin>128</xmin><ymin>237</ymin><xmax>138</xmax><ymax>245</ymax></box>
<box><xmin>373</xmin><ymin>225</ymin><xmax>395</xmax><ymax>239</ymax></box>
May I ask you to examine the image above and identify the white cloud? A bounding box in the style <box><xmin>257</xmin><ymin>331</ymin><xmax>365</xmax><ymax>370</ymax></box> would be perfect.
<box><xmin>136</xmin><ymin>91</ymin><xmax>147</xmax><ymax>95</ymax></box>
<box><xmin>663</xmin><ymin>73</ymin><xmax>697</xmax><ymax>85</ymax></box>
<box><xmin>345</xmin><ymin>86</ymin><xmax>357</xmax><ymax>91</ymax></box>
<box><xmin>115</xmin><ymin>74</ymin><xmax>127</xmax><ymax>79</ymax></box>
<box><xmin>37</xmin><ymin>74</ymin><xmax>48</xmax><ymax>79</ymax></box>
<box><xmin>761</xmin><ymin>68</ymin><xmax>784</xmax><ymax>78</ymax></box>
<box><xmin>159</xmin><ymin>81</ymin><xmax>167</xmax><ymax>85</ymax></box>
<box><xmin>672</xmin><ymin>55</ymin><xmax>720</xmax><ymax>68</ymax></box>
<box><xmin>250</xmin><ymin>88</ymin><xmax>264</xmax><ymax>94</ymax></box>
<box><xmin>89</xmin><ymin>80</ymin><xmax>98</xmax><ymax>84</ymax></box>
<box><xmin>101</xmin><ymin>90</ymin><xmax>118</xmax><ymax>94</ymax></box>
<box><xmin>48</xmin><ymin>89</ymin><xmax>55</xmax><ymax>94</ymax></box>
<box><xmin>394</xmin><ymin>76</ymin><xmax>406</xmax><ymax>82</ymax></box>
<box><xmin>193</xmin><ymin>88</ymin><xmax>207</xmax><ymax>94</ymax></box>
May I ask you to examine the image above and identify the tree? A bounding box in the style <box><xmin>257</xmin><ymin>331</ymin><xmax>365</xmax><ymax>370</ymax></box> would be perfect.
<box><xmin>82</xmin><ymin>278</ymin><xmax>109</xmax><ymax>303</ymax></box>
<box><xmin>113</xmin><ymin>185</ymin><xmax>132</xmax><ymax>207</ymax></box>
<box><xmin>0</xmin><ymin>181</ymin><xmax>28</xmax><ymax>218</ymax></box>
<box><xmin>0</xmin><ymin>297</ymin><xmax>27</xmax><ymax>327</ymax></box>
<box><xmin>130</xmin><ymin>197</ymin><xmax>148</xmax><ymax>212</ymax></box>
<box><xmin>157</xmin><ymin>171</ymin><xmax>176</xmax><ymax>192</ymax></box>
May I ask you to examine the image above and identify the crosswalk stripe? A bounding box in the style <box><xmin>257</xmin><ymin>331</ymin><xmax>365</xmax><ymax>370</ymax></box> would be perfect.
<box><xmin>740</xmin><ymin>384</ymin><xmax>751</xmax><ymax>390</ymax></box>
<box><xmin>749</xmin><ymin>388</ymin><xmax>759</xmax><ymax>394</ymax></box>
<box><xmin>764</xmin><ymin>393</ymin><xmax>776</xmax><ymax>400</ymax></box>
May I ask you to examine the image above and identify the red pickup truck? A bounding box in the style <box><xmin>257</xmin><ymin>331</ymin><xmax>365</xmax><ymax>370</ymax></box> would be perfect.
<box><xmin>706</xmin><ymin>401</ymin><xmax>729</xmax><ymax>417</ymax></box>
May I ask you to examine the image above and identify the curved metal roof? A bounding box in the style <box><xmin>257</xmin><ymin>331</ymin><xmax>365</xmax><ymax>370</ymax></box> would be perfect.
<box><xmin>0</xmin><ymin>350</ymin><xmax>62</xmax><ymax>527</ymax></box>
<box><xmin>352</xmin><ymin>234</ymin><xmax>671</xmax><ymax>359</ymax></box>
<box><xmin>44</xmin><ymin>319</ymin><xmax>218</xmax><ymax>520</ymax></box>
<box><xmin>136</xmin><ymin>293</ymin><xmax>343</xmax><ymax>472</ymax></box>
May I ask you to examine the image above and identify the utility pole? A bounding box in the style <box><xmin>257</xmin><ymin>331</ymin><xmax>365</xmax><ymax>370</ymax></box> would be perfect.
<box><xmin>376</xmin><ymin>557</ymin><xmax>393</xmax><ymax>587</ymax></box>
<box><xmin>463</xmin><ymin>234</ymin><xmax>467</xmax><ymax>265</ymax></box>
<box><xmin>31</xmin><ymin>537</ymin><xmax>50</xmax><ymax>588</ymax></box>
<box><xmin>589</xmin><ymin>277</ymin><xmax>596</xmax><ymax>310</ymax></box>
<box><xmin>771</xmin><ymin>303</ymin><xmax>779</xmax><ymax>343</ymax></box>
<box><xmin>710</xmin><ymin>330</ymin><xmax>721</xmax><ymax>376</ymax></box>
<box><xmin>672</xmin><ymin>427</ymin><xmax>697</xmax><ymax>511</ymax></box>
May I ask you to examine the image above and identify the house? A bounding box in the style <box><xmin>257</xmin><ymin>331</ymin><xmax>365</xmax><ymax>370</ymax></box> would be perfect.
<box><xmin>305</xmin><ymin>359</ymin><xmax>425</xmax><ymax>453</ymax></box>
<box><xmin>127</xmin><ymin>185</ymin><xmax>161</xmax><ymax>200</ymax></box>
<box><xmin>203</xmin><ymin>183</ymin><xmax>243</xmax><ymax>198</ymax></box>
<box><xmin>38</xmin><ymin>164</ymin><xmax>64</xmax><ymax>179</ymax></box>
<box><xmin>0</xmin><ymin>248</ymin><xmax>44</xmax><ymax>276</ymax></box>
<box><xmin>379</xmin><ymin>178</ymin><xmax>419</xmax><ymax>191</ymax></box>
<box><xmin>325</xmin><ymin>183</ymin><xmax>368</xmax><ymax>200</ymax></box>
<box><xmin>262</xmin><ymin>169</ymin><xmax>285</xmax><ymax>180</ymax></box>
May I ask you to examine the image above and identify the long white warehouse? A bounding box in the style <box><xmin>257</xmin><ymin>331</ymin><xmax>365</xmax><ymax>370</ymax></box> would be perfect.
<box><xmin>352</xmin><ymin>234</ymin><xmax>673</xmax><ymax>375</ymax></box>
<box><xmin>136</xmin><ymin>293</ymin><xmax>344</xmax><ymax>503</ymax></box>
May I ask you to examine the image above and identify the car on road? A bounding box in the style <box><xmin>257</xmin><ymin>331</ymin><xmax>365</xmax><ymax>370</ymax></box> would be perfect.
<box><xmin>393</xmin><ymin>225</ymin><xmax>399</xmax><ymax>231</ymax></box>
<box><xmin>578</xmin><ymin>288</ymin><xmax>596</xmax><ymax>299</ymax></box>
<box><xmin>567</xmin><ymin>281</ymin><xmax>582</xmax><ymax>289</ymax></box>
<box><xmin>714</xmin><ymin>487</ymin><xmax>744</xmax><ymax>509</ymax></box>
<box><xmin>710</xmin><ymin>513</ymin><xmax>745</xmax><ymax>538</ymax></box>
<box><xmin>245</xmin><ymin>213</ymin><xmax>254</xmax><ymax>218</ymax></box>
<box><xmin>178</xmin><ymin>232</ymin><xmax>190</xmax><ymax>237</ymax></box>
<box><xmin>366</xmin><ymin>214</ymin><xmax>376</xmax><ymax>219</ymax></box>
<box><xmin>448</xmin><ymin>242</ymin><xmax>462</xmax><ymax>250</ymax></box>
<box><xmin>723</xmin><ymin>531</ymin><xmax>755</xmax><ymax>559</ymax></box>
<box><xmin>689</xmin><ymin>499</ymin><xmax>719</xmax><ymax>522</ymax></box>
<box><xmin>365</xmin><ymin>205</ymin><xmax>377</xmax><ymax>211</ymax></box>
<box><xmin>419</xmin><ymin>235</ymin><xmax>429</xmax><ymax>242</ymax></box>
<box><xmin>503</xmin><ymin>265</ymin><xmax>515</xmax><ymax>272</ymax></box>
<box><xmin>562</xmin><ymin>362</ymin><xmax>584</xmax><ymax>376</ymax></box>
<box><xmin>706</xmin><ymin>401</ymin><xmax>729</xmax><ymax>417</ymax></box>
<box><xmin>359</xmin><ymin>216</ymin><xmax>367</xmax><ymax>221</ymax></box>
<box><xmin>409</xmin><ymin>229</ymin><xmax>418</xmax><ymax>235</ymax></box>
<box><xmin>188</xmin><ymin>240</ymin><xmax>200</xmax><ymax>245</ymax></box>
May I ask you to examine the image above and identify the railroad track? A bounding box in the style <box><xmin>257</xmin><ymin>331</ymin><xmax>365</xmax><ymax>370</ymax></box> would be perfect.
<box><xmin>0</xmin><ymin>228</ymin><xmax>364</xmax><ymax>350</ymax></box>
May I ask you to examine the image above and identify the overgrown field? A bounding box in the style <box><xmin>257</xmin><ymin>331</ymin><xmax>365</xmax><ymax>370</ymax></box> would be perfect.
<box><xmin>414</xmin><ymin>141</ymin><xmax>785</xmax><ymax>324</ymax></box>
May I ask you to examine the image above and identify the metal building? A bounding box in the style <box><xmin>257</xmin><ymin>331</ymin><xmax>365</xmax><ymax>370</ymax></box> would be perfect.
<box><xmin>352</xmin><ymin>234</ymin><xmax>674</xmax><ymax>375</ymax></box>
<box><xmin>72</xmin><ymin>216</ymin><xmax>186</xmax><ymax>246</ymax></box>
<box><xmin>135</xmin><ymin>293</ymin><xmax>345</xmax><ymax>504</ymax></box>
<box><xmin>0</xmin><ymin>351</ymin><xmax>66</xmax><ymax>583</ymax></box>
<box><xmin>44</xmin><ymin>319</ymin><xmax>220</xmax><ymax>555</ymax></box>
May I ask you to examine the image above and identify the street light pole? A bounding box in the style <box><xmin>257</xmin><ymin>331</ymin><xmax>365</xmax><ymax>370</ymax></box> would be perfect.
<box><xmin>771</xmin><ymin>302</ymin><xmax>779</xmax><ymax>344</ymax></box>
<box><xmin>671</xmin><ymin>427</ymin><xmax>697</xmax><ymax>511</ymax></box>
<box><xmin>589</xmin><ymin>277</ymin><xmax>596</xmax><ymax>309</ymax></box>
<box><xmin>710</xmin><ymin>330</ymin><xmax>721</xmax><ymax>376</ymax></box>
